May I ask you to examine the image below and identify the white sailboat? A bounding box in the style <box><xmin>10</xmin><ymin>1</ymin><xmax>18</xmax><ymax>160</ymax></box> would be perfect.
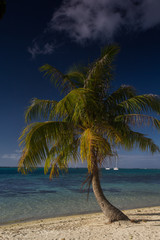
<box><xmin>113</xmin><ymin>156</ymin><xmax>119</xmax><ymax>170</ymax></box>
<box><xmin>105</xmin><ymin>158</ymin><xmax>111</xmax><ymax>170</ymax></box>
<box><xmin>113</xmin><ymin>167</ymin><xmax>119</xmax><ymax>170</ymax></box>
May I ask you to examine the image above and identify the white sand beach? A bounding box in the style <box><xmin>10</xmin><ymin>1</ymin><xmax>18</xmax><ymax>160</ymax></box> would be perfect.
<box><xmin>0</xmin><ymin>206</ymin><xmax>160</xmax><ymax>240</ymax></box>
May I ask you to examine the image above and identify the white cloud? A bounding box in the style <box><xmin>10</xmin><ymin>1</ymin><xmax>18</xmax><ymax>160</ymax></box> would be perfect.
<box><xmin>49</xmin><ymin>0</ymin><xmax>160</xmax><ymax>42</ymax></box>
<box><xmin>28</xmin><ymin>42</ymin><xmax>55</xmax><ymax>59</ymax></box>
<box><xmin>142</xmin><ymin>0</ymin><xmax>160</xmax><ymax>29</ymax></box>
<box><xmin>1</xmin><ymin>154</ymin><xmax>18</xmax><ymax>159</ymax></box>
<box><xmin>28</xmin><ymin>0</ymin><xmax>160</xmax><ymax>57</ymax></box>
<box><xmin>0</xmin><ymin>150</ymin><xmax>22</xmax><ymax>166</ymax></box>
<box><xmin>1</xmin><ymin>150</ymin><xmax>22</xmax><ymax>160</ymax></box>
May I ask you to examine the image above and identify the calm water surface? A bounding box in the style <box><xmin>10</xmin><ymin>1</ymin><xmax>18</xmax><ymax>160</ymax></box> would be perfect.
<box><xmin>0</xmin><ymin>168</ymin><xmax>160</xmax><ymax>224</ymax></box>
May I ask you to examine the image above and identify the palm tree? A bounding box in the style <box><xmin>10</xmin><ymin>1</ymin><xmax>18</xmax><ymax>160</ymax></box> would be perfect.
<box><xmin>18</xmin><ymin>45</ymin><xmax>160</xmax><ymax>223</ymax></box>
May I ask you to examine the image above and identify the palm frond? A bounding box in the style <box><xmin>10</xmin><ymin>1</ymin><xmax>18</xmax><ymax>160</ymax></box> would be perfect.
<box><xmin>80</xmin><ymin>129</ymin><xmax>93</xmax><ymax>171</ymax></box>
<box><xmin>80</xmin><ymin>128</ymin><xmax>112</xmax><ymax>172</ymax></box>
<box><xmin>44</xmin><ymin>137</ymin><xmax>80</xmax><ymax>178</ymax></box>
<box><xmin>118</xmin><ymin>126</ymin><xmax>160</xmax><ymax>153</ymax></box>
<box><xmin>0</xmin><ymin>0</ymin><xmax>6</xmax><ymax>19</ymax></box>
<box><xmin>25</xmin><ymin>98</ymin><xmax>58</xmax><ymax>123</ymax></box>
<box><xmin>66</xmin><ymin>67</ymin><xmax>85</xmax><ymax>88</ymax></box>
<box><xmin>106</xmin><ymin>85</ymin><xmax>136</xmax><ymax>110</ymax></box>
<box><xmin>118</xmin><ymin>94</ymin><xmax>160</xmax><ymax>114</ymax></box>
<box><xmin>40</xmin><ymin>64</ymin><xmax>77</xmax><ymax>94</ymax></box>
<box><xmin>55</xmin><ymin>88</ymin><xmax>97</xmax><ymax>125</ymax></box>
<box><xmin>44</xmin><ymin>150</ymin><xmax>54</xmax><ymax>175</ymax></box>
<box><xmin>93</xmin><ymin>122</ymin><xmax>123</xmax><ymax>145</ymax></box>
<box><xmin>115</xmin><ymin>114</ymin><xmax>160</xmax><ymax>130</ymax></box>
<box><xmin>18</xmin><ymin>121</ymin><xmax>73</xmax><ymax>172</ymax></box>
<box><xmin>49</xmin><ymin>163</ymin><xmax>59</xmax><ymax>178</ymax></box>
<box><xmin>85</xmin><ymin>45</ymin><xmax>120</xmax><ymax>95</ymax></box>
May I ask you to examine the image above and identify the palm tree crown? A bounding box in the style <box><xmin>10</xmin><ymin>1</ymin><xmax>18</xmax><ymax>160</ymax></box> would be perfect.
<box><xmin>19</xmin><ymin>45</ymin><xmax>160</xmax><ymax>177</ymax></box>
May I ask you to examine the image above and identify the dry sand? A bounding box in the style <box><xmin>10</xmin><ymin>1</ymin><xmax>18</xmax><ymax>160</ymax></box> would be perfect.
<box><xmin>0</xmin><ymin>206</ymin><xmax>160</xmax><ymax>240</ymax></box>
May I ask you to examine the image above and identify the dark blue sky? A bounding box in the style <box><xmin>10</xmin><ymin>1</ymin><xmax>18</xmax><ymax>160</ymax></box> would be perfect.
<box><xmin>0</xmin><ymin>0</ymin><xmax>160</xmax><ymax>167</ymax></box>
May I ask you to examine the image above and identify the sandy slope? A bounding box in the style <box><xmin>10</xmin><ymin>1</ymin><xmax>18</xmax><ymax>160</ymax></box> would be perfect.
<box><xmin>0</xmin><ymin>206</ymin><xmax>160</xmax><ymax>240</ymax></box>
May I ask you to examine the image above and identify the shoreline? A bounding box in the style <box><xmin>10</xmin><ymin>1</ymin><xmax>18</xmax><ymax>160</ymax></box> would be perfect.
<box><xmin>1</xmin><ymin>204</ymin><xmax>159</xmax><ymax>227</ymax></box>
<box><xmin>0</xmin><ymin>206</ymin><xmax>160</xmax><ymax>239</ymax></box>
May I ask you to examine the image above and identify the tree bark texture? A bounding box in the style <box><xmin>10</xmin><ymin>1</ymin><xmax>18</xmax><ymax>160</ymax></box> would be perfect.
<box><xmin>91</xmin><ymin>159</ymin><xmax>130</xmax><ymax>223</ymax></box>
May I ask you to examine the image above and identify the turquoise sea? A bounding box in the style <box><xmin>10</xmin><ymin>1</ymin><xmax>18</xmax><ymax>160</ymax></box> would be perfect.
<box><xmin>0</xmin><ymin>168</ymin><xmax>160</xmax><ymax>225</ymax></box>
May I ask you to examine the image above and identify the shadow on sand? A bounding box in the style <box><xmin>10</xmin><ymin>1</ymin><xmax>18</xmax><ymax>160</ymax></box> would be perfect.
<box><xmin>129</xmin><ymin>211</ymin><xmax>160</xmax><ymax>223</ymax></box>
<box><xmin>130</xmin><ymin>212</ymin><xmax>160</xmax><ymax>216</ymax></box>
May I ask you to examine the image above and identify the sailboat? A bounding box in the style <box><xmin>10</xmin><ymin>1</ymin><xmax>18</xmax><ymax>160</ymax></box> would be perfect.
<box><xmin>105</xmin><ymin>167</ymin><xmax>110</xmax><ymax>170</ymax></box>
<box><xmin>113</xmin><ymin>156</ymin><xmax>119</xmax><ymax>170</ymax></box>
<box><xmin>105</xmin><ymin>158</ymin><xmax>111</xmax><ymax>170</ymax></box>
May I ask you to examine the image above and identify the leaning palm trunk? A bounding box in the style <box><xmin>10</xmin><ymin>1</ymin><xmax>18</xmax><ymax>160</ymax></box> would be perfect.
<box><xmin>92</xmin><ymin>159</ymin><xmax>129</xmax><ymax>223</ymax></box>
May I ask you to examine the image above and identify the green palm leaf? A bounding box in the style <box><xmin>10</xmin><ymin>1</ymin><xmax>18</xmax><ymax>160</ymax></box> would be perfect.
<box><xmin>115</xmin><ymin>114</ymin><xmax>160</xmax><ymax>130</ymax></box>
<box><xmin>80</xmin><ymin>128</ymin><xmax>112</xmax><ymax>172</ymax></box>
<box><xmin>40</xmin><ymin>64</ymin><xmax>79</xmax><ymax>94</ymax></box>
<box><xmin>25</xmin><ymin>98</ymin><xmax>58</xmax><ymax>123</ymax></box>
<box><xmin>118</xmin><ymin>94</ymin><xmax>160</xmax><ymax>114</ymax></box>
<box><xmin>121</xmin><ymin>129</ymin><xmax>160</xmax><ymax>153</ymax></box>
<box><xmin>55</xmin><ymin>88</ymin><xmax>97</xmax><ymax>125</ymax></box>
<box><xmin>85</xmin><ymin>45</ymin><xmax>120</xmax><ymax>94</ymax></box>
<box><xmin>106</xmin><ymin>85</ymin><xmax>136</xmax><ymax>110</ymax></box>
<box><xmin>18</xmin><ymin>121</ymin><xmax>74</xmax><ymax>171</ymax></box>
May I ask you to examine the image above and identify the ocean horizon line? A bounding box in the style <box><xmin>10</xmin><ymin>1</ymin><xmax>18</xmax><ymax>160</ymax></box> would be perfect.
<box><xmin>0</xmin><ymin>166</ymin><xmax>160</xmax><ymax>169</ymax></box>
